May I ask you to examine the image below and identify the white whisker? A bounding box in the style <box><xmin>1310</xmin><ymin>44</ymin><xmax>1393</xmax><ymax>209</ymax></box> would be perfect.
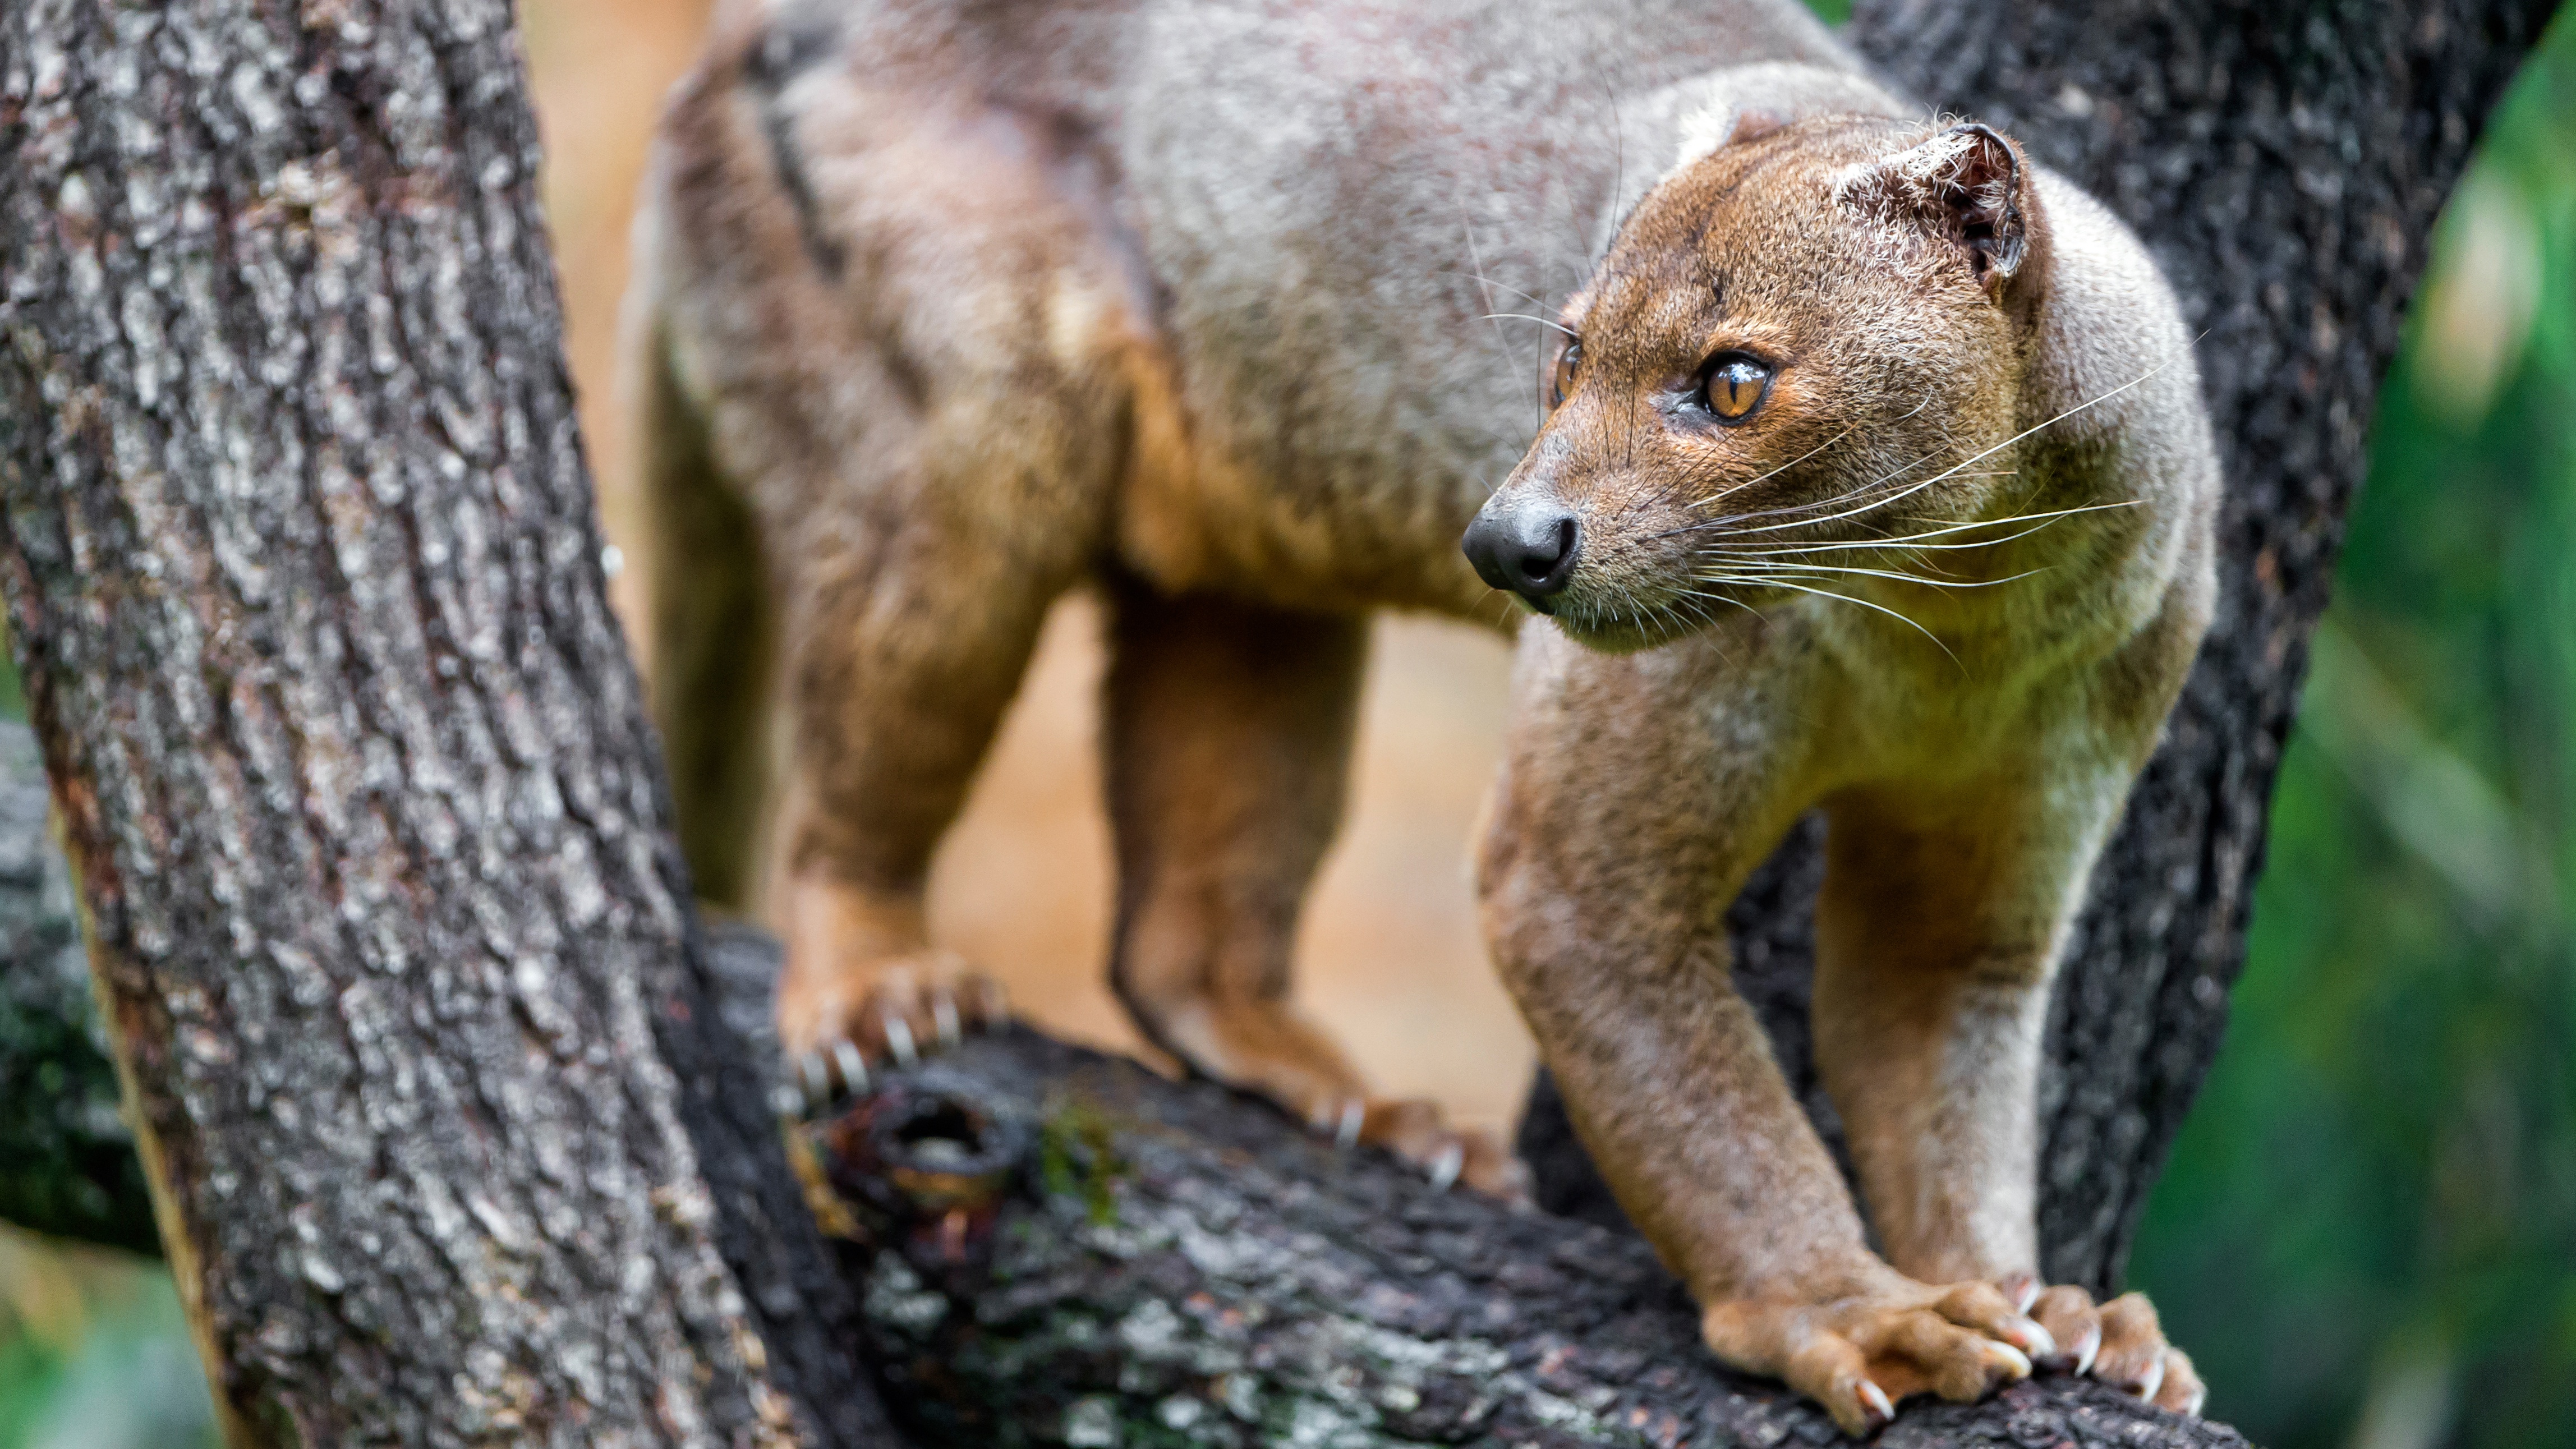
<box><xmin>1480</xmin><ymin>312</ymin><xmax>1579</xmax><ymax>338</ymax></box>
<box><xmin>1671</xmin><ymin>498</ymin><xmax>2142</xmax><ymax>553</ymax></box>
<box><xmin>1686</xmin><ymin>395</ymin><xmax>1942</xmax><ymax>518</ymax></box>
<box><xmin>1680</xmin><ymin>576</ymin><xmax>1962</xmax><ymax>670</ymax></box>
<box><xmin>1699</xmin><ymin>559</ymin><xmax>2048</xmax><ymax>591</ymax></box>
<box><xmin>1703</xmin><ymin>360</ymin><xmax>2172</xmax><ymax>541</ymax></box>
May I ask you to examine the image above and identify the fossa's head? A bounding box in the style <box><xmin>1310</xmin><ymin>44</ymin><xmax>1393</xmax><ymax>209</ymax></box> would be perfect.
<box><xmin>1464</xmin><ymin>113</ymin><xmax>2056</xmax><ymax>651</ymax></box>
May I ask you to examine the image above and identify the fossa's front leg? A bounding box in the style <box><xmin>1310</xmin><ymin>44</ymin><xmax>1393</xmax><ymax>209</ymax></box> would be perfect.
<box><xmin>1478</xmin><ymin>642</ymin><xmax>2052</xmax><ymax>1436</ymax></box>
<box><xmin>1813</xmin><ymin>771</ymin><xmax>2204</xmax><ymax>1414</ymax></box>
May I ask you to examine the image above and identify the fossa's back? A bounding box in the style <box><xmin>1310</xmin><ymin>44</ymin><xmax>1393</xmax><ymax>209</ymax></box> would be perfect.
<box><xmin>658</xmin><ymin>0</ymin><xmax>1866</xmax><ymax>611</ymax></box>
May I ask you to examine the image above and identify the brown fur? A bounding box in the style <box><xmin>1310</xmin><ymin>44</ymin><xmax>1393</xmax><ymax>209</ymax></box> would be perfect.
<box><xmin>627</xmin><ymin>0</ymin><xmax>2214</xmax><ymax>1430</ymax></box>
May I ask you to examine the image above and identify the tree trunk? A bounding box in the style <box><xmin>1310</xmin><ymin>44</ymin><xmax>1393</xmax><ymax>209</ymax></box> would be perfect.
<box><xmin>1519</xmin><ymin>0</ymin><xmax>2562</xmax><ymax>1298</ymax></box>
<box><xmin>0</xmin><ymin>3</ymin><xmax>891</xmax><ymax>1443</ymax></box>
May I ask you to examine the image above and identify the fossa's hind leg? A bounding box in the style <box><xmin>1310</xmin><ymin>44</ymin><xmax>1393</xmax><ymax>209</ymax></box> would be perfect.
<box><xmin>760</xmin><ymin>329</ymin><xmax>1116</xmax><ymax>1072</ymax></box>
<box><xmin>1102</xmin><ymin>578</ymin><xmax>1526</xmax><ymax>1197</ymax></box>
<box><xmin>650</xmin><ymin>54</ymin><xmax>1133</xmax><ymax>1078</ymax></box>
<box><xmin>766</xmin><ymin>485</ymin><xmax>1078</xmax><ymax>1073</ymax></box>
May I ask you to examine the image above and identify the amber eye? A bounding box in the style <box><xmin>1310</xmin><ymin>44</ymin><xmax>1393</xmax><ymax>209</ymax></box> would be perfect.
<box><xmin>1549</xmin><ymin>339</ymin><xmax>1583</xmax><ymax>410</ymax></box>
<box><xmin>1703</xmin><ymin>356</ymin><xmax>1772</xmax><ymax>422</ymax></box>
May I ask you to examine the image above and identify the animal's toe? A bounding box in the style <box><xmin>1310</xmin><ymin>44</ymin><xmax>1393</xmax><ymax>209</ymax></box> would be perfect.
<box><xmin>1413</xmin><ymin>1126</ymin><xmax>1526</xmax><ymax>1200</ymax></box>
<box><xmin>1305</xmin><ymin>1094</ymin><xmax>1368</xmax><ymax>1148</ymax></box>
<box><xmin>1344</xmin><ymin>1101</ymin><xmax>1529</xmax><ymax>1202</ymax></box>
<box><xmin>965</xmin><ymin>973</ymin><xmax>1010</xmax><ymax>1032</ymax></box>
<box><xmin>1777</xmin><ymin>1330</ymin><xmax>1887</xmax><ymax>1438</ymax></box>
<box><xmin>2091</xmin><ymin>1291</ymin><xmax>2174</xmax><ymax>1398</ymax></box>
<box><xmin>785</xmin><ymin>1035</ymin><xmax>877</xmax><ymax>1117</ymax></box>
<box><xmin>929</xmin><ymin>986</ymin><xmax>963</xmax><ymax>1047</ymax></box>
<box><xmin>1458</xmin><ymin>1130</ymin><xmax>1532</xmax><ymax>1202</ymax></box>
<box><xmin>2152</xmin><ymin>1347</ymin><xmax>2205</xmax><ymax>1415</ymax></box>
<box><xmin>2026</xmin><ymin>1283</ymin><xmax>2104</xmax><ymax>1373</ymax></box>
<box><xmin>1856</xmin><ymin>1307</ymin><xmax>2030</xmax><ymax>1405</ymax></box>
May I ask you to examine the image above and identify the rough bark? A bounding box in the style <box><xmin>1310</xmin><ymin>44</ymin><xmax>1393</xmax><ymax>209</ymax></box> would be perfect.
<box><xmin>763</xmin><ymin>935</ymin><xmax>2246</xmax><ymax>1449</ymax></box>
<box><xmin>1520</xmin><ymin>0</ymin><xmax>2563</xmax><ymax>1297</ymax></box>
<box><xmin>0</xmin><ymin>3</ymin><xmax>890</xmax><ymax>1444</ymax></box>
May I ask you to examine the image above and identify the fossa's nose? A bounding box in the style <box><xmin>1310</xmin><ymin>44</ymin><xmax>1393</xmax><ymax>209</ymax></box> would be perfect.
<box><xmin>1463</xmin><ymin>497</ymin><xmax>1581</xmax><ymax>605</ymax></box>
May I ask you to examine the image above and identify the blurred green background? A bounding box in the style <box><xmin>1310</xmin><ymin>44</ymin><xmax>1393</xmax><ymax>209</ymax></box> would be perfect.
<box><xmin>2</xmin><ymin>8</ymin><xmax>2571</xmax><ymax>1448</ymax></box>
<box><xmin>2128</xmin><ymin>17</ymin><xmax>2576</xmax><ymax>1449</ymax></box>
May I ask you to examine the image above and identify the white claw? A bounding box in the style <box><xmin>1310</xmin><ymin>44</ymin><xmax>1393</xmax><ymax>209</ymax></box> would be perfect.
<box><xmin>1334</xmin><ymin>1098</ymin><xmax>1364</xmax><ymax>1149</ymax></box>
<box><xmin>798</xmin><ymin>1052</ymin><xmax>831</xmax><ymax>1111</ymax></box>
<box><xmin>1857</xmin><ymin>1379</ymin><xmax>1894</xmax><ymax>1427</ymax></box>
<box><xmin>832</xmin><ymin>1039</ymin><xmax>870</xmax><ymax>1098</ymax></box>
<box><xmin>883</xmin><ymin>1013</ymin><xmax>919</xmax><ymax>1068</ymax></box>
<box><xmin>1427</xmin><ymin>1141</ymin><xmax>1465</xmax><ymax>1193</ymax></box>
<box><xmin>932</xmin><ymin>992</ymin><xmax>962</xmax><ymax>1047</ymax></box>
<box><xmin>2074</xmin><ymin>1325</ymin><xmax>2101</xmax><ymax>1378</ymax></box>
<box><xmin>977</xmin><ymin>978</ymin><xmax>1010</xmax><ymax>1027</ymax></box>
<box><xmin>2013</xmin><ymin>1319</ymin><xmax>2058</xmax><ymax>1363</ymax></box>
<box><xmin>2135</xmin><ymin>1351</ymin><xmax>2166</xmax><ymax>1405</ymax></box>
<box><xmin>771</xmin><ymin>1084</ymin><xmax>806</xmax><ymax>1119</ymax></box>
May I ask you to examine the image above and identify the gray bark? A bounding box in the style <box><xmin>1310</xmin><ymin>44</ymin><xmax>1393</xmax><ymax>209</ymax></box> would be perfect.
<box><xmin>769</xmin><ymin>928</ymin><xmax>2249</xmax><ymax>1449</ymax></box>
<box><xmin>1521</xmin><ymin>0</ymin><xmax>2563</xmax><ymax>1297</ymax></box>
<box><xmin>0</xmin><ymin>3</ymin><xmax>889</xmax><ymax>1444</ymax></box>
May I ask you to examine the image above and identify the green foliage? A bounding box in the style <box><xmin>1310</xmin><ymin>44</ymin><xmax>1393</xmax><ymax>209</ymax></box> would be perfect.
<box><xmin>1040</xmin><ymin>1096</ymin><xmax>1130</xmax><ymax>1229</ymax></box>
<box><xmin>2132</xmin><ymin>15</ymin><xmax>2576</xmax><ymax>1447</ymax></box>
<box><xmin>0</xmin><ymin>1227</ymin><xmax>217</xmax><ymax>1449</ymax></box>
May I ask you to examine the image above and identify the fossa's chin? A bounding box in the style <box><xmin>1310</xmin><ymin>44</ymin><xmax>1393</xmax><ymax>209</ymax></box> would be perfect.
<box><xmin>1544</xmin><ymin>569</ymin><xmax>1798</xmax><ymax>652</ymax></box>
<box><xmin>1544</xmin><ymin>597</ymin><xmax>1709</xmax><ymax>655</ymax></box>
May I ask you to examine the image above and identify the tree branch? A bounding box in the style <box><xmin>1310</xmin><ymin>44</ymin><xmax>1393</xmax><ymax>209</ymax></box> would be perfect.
<box><xmin>768</xmin><ymin>933</ymin><xmax>2249</xmax><ymax>1449</ymax></box>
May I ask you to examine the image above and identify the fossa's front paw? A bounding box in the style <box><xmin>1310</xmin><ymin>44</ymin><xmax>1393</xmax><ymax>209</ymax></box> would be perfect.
<box><xmin>778</xmin><ymin>947</ymin><xmax>1009</xmax><ymax>1113</ymax></box>
<box><xmin>2000</xmin><ymin>1275</ymin><xmax>2205</xmax><ymax>1416</ymax></box>
<box><xmin>1701</xmin><ymin>1270</ymin><xmax>2054</xmax><ymax>1436</ymax></box>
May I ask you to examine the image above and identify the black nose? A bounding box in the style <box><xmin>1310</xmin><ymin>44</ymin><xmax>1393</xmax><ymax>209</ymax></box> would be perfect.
<box><xmin>1462</xmin><ymin>499</ymin><xmax>1581</xmax><ymax>600</ymax></box>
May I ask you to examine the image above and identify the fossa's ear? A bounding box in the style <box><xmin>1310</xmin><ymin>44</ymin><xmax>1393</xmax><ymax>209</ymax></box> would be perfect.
<box><xmin>1837</xmin><ymin>122</ymin><xmax>2044</xmax><ymax>307</ymax></box>
<box><xmin>1667</xmin><ymin>63</ymin><xmax>1908</xmax><ymax>171</ymax></box>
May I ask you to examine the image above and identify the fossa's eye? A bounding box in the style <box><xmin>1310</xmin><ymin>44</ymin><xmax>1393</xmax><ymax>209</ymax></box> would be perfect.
<box><xmin>1549</xmin><ymin>339</ymin><xmax>1582</xmax><ymax>410</ymax></box>
<box><xmin>1701</xmin><ymin>355</ymin><xmax>1772</xmax><ymax>422</ymax></box>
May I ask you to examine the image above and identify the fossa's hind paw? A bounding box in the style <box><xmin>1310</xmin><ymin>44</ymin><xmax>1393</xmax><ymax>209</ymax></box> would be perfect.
<box><xmin>780</xmin><ymin>955</ymin><xmax>1010</xmax><ymax>1116</ymax></box>
<box><xmin>1306</xmin><ymin>1095</ymin><xmax>1532</xmax><ymax>1202</ymax></box>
